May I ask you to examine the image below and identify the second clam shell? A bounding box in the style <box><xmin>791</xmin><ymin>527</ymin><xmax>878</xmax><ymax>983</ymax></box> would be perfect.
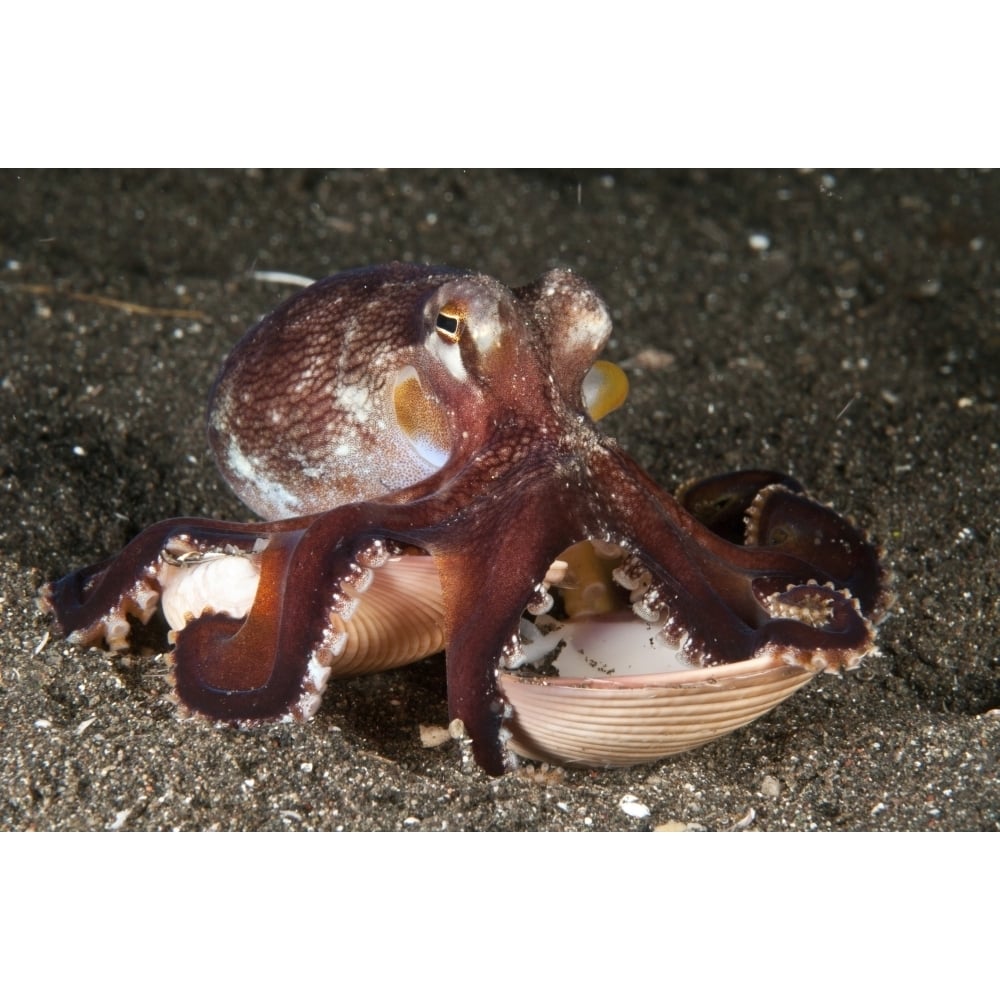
<box><xmin>500</xmin><ymin>654</ymin><xmax>820</xmax><ymax>767</ymax></box>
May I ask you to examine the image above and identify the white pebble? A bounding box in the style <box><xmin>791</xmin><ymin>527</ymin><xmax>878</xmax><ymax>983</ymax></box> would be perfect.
<box><xmin>761</xmin><ymin>775</ymin><xmax>782</xmax><ymax>798</ymax></box>
<box><xmin>619</xmin><ymin>794</ymin><xmax>651</xmax><ymax>819</ymax></box>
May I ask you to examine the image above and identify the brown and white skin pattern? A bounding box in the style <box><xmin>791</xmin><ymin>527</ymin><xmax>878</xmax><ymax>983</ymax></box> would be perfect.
<box><xmin>42</xmin><ymin>264</ymin><xmax>890</xmax><ymax>775</ymax></box>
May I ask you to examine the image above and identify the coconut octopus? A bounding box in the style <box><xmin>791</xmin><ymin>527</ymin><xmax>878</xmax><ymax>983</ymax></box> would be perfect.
<box><xmin>42</xmin><ymin>263</ymin><xmax>889</xmax><ymax>775</ymax></box>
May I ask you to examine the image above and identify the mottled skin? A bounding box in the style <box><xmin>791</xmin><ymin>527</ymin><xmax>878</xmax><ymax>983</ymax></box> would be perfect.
<box><xmin>44</xmin><ymin>264</ymin><xmax>888</xmax><ymax>775</ymax></box>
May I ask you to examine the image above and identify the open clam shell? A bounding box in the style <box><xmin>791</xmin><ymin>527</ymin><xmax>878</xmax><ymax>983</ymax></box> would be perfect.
<box><xmin>497</xmin><ymin>535</ymin><xmax>873</xmax><ymax>767</ymax></box>
<box><xmin>500</xmin><ymin>651</ymin><xmax>819</xmax><ymax>768</ymax></box>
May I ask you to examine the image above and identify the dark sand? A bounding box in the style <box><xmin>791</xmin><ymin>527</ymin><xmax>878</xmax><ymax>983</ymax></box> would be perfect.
<box><xmin>1</xmin><ymin>169</ymin><xmax>997</xmax><ymax>831</ymax></box>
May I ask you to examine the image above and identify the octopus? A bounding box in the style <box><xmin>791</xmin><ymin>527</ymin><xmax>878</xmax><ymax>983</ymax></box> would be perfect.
<box><xmin>42</xmin><ymin>263</ymin><xmax>889</xmax><ymax>775</ymax></box>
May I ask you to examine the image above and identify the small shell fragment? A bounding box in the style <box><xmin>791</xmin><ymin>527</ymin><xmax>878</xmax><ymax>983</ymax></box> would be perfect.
<box><xmin>419</xmin><ymin>723</ymin><xmax>452</xmax><ymax>748</ymax></box>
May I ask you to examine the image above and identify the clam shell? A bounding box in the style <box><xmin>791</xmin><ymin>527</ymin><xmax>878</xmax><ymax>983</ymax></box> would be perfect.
<box><xmin>500</xmin><ymin>655</ymin><xmax>820</xmax><ymax>768</ymax></box>
<box><xmin>159</xmin><ymin>550</ymin><xmax>446</xmax><ymax>676</ymax></box>
<box><xmin>329</xmin><ymin>555</ymin><xmax>445</xmax><ymax>675</ymax></box>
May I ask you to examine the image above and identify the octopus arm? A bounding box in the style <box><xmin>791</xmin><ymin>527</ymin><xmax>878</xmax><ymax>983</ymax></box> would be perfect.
<box><xmin>428</xmin><ymin>483</ymin><xmax>584</xmax><ymax>775</ymax></box>
<box><xmin>169</xmin><ymin>501</ymin><xmax>450</xmax><ymax>722</ymax></box>
<box><xmin>593</xmin><ymin>453</ymin><xmax>888</xmax><ymax>669</ymax></box>
<box><xmin>40</xmin><ymin>517</ymin><xmax>284</xmax><ymax>651</ymax></box>
<box><xmin>170</xmin><ymin>526</ymin><xmax>314</xmax><ymax>719</ymax></box>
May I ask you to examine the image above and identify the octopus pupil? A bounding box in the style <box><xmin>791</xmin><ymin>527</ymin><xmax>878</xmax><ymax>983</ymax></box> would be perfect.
<box><xmin>436</xmin><ymin>313</ymin><xmax>460</xmax><ymax>340</ymax></box>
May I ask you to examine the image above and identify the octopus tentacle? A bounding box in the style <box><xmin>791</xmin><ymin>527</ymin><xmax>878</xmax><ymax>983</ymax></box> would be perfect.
<box><xmin>169</xmin><ymin>501</ymin><xmax>446</xmax><ymax>722</ymax></box>
<box><xmin>754</xmin><ymin>583</ymin><xmax>874</xmax><ymax>663</ymax></box>
<box><xmin>746</xmin><ymin>484</ymin><xmax>887</xmax><ymax>618</ymax></box>
<box><xmin>171</xmin><ymin>527</ymin><xmax>311</xmax><ymax>719</ymax></box>
<box><xmin>430</xmin><ymin>482</ymin><xmax>582</xmax><ymax>775</ymax></box>
<box><xmin>589</xmin><ymin>446</ymin><xmax>884</xmax><ymax>668</ymax></box>
<box><xmin>40</xmin><ymin>517</ymin><xmax>307</xmax><ymax>651</ymax></box>
<box><xmin>677</xmin><ymin>469</ymin><xmax>886</xmax><ymax>620</ymax></box>
<box><xmin>676</xmin><ymin>469</ymin><xmax>804</xmax><ymax>544</ymax></box>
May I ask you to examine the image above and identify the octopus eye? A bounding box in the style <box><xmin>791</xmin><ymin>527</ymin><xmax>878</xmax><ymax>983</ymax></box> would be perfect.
<box><xmin>435</xmin><ymin>310</ymin><xmax>462</xmax><ymax>343</ymax></box>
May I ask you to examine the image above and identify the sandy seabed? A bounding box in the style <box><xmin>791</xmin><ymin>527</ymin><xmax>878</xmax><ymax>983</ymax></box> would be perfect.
<box><xmin>1</xmin><ymin>169</ymin><xmax>997</xmax><ymax>831</ymax></box>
